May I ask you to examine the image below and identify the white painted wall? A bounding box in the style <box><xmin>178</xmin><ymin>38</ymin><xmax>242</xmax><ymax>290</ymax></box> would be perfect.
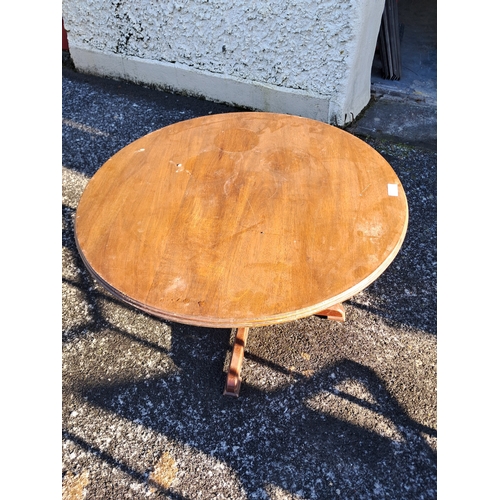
<box><xmin>62</xmin><ymin>0</ymin><xmax>384</xmax><ymax>125</ymax></box>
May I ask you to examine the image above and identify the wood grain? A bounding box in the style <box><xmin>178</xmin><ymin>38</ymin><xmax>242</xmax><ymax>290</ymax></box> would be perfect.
<box><xmin>75</xmin><ymin>112</ymin><xmax>408</xmax><ymax>328</ymax></box>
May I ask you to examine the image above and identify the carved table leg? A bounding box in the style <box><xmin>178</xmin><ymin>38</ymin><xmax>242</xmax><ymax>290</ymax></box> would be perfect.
<box><xmin>223</xmin><ymin>327</ymin><xmax>250</xmax><ymax>397</ymax></box>
<box><xmin>316</xmin><ymin>303</ymin><xmax>345</xmax><ymax>322</ymax></box>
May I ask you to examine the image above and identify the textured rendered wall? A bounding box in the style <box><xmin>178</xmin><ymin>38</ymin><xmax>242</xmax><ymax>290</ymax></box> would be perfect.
<box><xmin>62</xmin><ymin>0</ymin><xmax>384</xmax><ymax>125</ymax></box>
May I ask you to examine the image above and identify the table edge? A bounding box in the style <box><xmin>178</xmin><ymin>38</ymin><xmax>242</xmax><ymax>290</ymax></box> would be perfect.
<box><xmin>75</xmin><ymin>214</ymin><xmax>408</xmax><ymax>328</ymax></box>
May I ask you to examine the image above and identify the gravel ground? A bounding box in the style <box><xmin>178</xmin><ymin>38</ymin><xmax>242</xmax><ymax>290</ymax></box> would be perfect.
<box><xmin>62</xmin><ymin>66</ymin><xmax>437</xmax><ymax>499</ymax></box>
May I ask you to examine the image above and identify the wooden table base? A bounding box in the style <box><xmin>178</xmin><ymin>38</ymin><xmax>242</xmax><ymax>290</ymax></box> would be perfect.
<box><xmin>223</xmin><ymin>304</ymin><xmax>345</xmax><ymax>397</ymax></box>
<box><xmin>223</xmin><ymin>327</ymin><xmax>250</xmax><ymax>397</ymax></box>
<box><xmin>315</xmin><ymin>303</ymin><xmax>346</xmax><ymax>322</ymax></box>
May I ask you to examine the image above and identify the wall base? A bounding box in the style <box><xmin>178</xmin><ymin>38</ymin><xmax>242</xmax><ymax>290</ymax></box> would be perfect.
<box><xmin>69</xmin><ymin>47</ymin><xmax>357</xmax><ymax>126</ymax></box>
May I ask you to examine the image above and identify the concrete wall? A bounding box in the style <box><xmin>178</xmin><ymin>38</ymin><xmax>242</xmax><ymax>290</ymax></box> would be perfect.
<box><xmin>62</xmin><ymin>0</ymin><xmax>384</xmax><ymax>126</ymax></box>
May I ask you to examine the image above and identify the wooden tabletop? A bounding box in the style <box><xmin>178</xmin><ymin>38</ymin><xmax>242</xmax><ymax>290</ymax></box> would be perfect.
<box><xmin>75</xmin><ymin>112</ymin><xmax>408</xmax><ymax>328</ymax></box>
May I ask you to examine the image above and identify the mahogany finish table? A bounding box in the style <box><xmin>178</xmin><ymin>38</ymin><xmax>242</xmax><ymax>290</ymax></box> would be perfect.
<box><xmin>75</xmin><ymin>112</ymin><xmax>408</xmax><ymax>396</ymax></box>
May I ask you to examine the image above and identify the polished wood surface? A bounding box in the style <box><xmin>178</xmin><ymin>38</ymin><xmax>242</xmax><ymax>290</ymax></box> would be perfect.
<box><xmin>75</xmin><ymin>112</ymin><xmax>408</xmax><ymax>328</ymax></box>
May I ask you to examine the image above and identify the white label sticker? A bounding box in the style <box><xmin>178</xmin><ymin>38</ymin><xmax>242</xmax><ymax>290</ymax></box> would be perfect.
<box><xmin>388</xmin><ymin>184</ymin><xmax>398</xmax><ymax>196</ymax></box>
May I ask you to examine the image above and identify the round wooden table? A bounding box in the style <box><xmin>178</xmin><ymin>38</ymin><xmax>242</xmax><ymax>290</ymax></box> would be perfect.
<box><xmin>75</xmin><ymin>112</ymin><xmax>408</xmax><ymax>396</ymax></box>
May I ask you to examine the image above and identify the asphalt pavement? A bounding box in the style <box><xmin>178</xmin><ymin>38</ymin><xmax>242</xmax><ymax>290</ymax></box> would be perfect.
<box><xmin>62</xmin><ymin>63</ymin><xmax>437</xmax><ymax>499</ymax></box>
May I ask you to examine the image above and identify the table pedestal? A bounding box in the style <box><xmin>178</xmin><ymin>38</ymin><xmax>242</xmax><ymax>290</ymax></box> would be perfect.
<box><xmin>223</xmin><ymin>327</ymin><xmax>250</xmax><ymax>397</ymax></box>
<box><xmin>223</xmin><ymin>303</ymin><xmax>345</xmax><ymax>397</ymax></box>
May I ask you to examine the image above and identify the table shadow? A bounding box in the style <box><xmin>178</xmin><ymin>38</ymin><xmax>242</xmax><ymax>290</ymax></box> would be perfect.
<box><xmin>68</xmin><ymin>319</ymin><xmax>436</xmax><ymax>499</ymax></box>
